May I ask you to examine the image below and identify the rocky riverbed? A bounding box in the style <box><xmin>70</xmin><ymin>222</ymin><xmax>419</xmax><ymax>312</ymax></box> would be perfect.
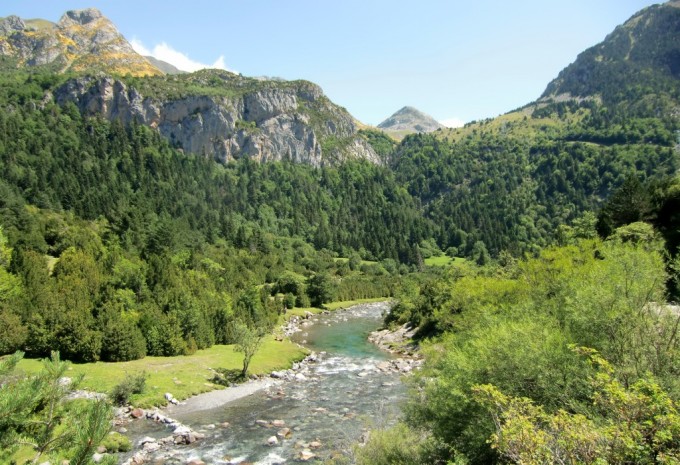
<box><xmin>115</xmin><ymin>302</ymin><xmax>419</xmax><ymax>464</ymax></box>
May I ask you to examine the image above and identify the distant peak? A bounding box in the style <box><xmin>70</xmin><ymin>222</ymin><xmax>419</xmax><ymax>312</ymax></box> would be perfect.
<box><xmin>58</xmin><ymin>8</ymin><xmax>104</xmax><ymax>27</ymax></box>
<box><xmin>378</xmin><ymin>106</ymin><xmax>444</xmax><ymax>134</ymax></box>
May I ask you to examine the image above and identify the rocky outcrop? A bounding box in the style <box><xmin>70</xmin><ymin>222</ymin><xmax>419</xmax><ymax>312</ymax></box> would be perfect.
<box><xmin>54</xmin><ymin>73</ymin><xmax>381</xmax><ymax>166</ymax></box>
<box><xmin>0</xmin><ymin>8</ymin><xmax>160</xmax><ymax>76</ymax></box>
<box><xmin>368</xmin><ymin>323</ymin><xmax>419</xmax><ymax>355</ymax></box>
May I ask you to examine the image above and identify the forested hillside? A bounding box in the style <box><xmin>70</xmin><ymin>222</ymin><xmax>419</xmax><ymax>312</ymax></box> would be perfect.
<box><xmin>387</xmin><ymin>0</ymin><xmax>680</xmax><ymax>258</ymax></box>
<box><xmin>0</xmin><ymin>69</ymin><xmax>433</xmax><ymax>362</ymax></box>
<box><xmin>359</xmin><ymin>231</ymin><xmax>680</xmax><ymax>464</ymax></box>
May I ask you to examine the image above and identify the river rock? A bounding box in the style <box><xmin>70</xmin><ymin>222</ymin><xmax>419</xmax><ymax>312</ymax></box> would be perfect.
<box><xmin>130</xmin><ymin>408</ymin><xmax>144</xmax><ymax>419</ymax></box>
<box><xmin>309</xmin><ymin>440</ymin><xmax>322</xmax><ymax>449</ymax></box>
<box><xmin>92</xmin><ymin>453</ymin><xmax>105</xmax><ymax>463</ymax></box>
<box><xmin>298</xmin><ymin>449</ymin><xmax>316</xmax><ymax>461</ymax></box>
<box><xmin>142</xmin><ymin>441</ymin><xmax>160</xmax><ymax>452</ymax></box>
<box><xmin>187</xmin><ymin>460</ymin><xmax>205</xmax><ymax>465</ymax></box>
<box><xmin>139</xmin><ymin>437</ymin><xmax>156</xmax><ymax>445</ymax></box>
<box><xmin>267</xmin><ymin>435</ymin><xmax>279</xmax><ymax>446</ymax></box>
<box><xmin>173</xmin><ymin>425</ymin><xmax>192</xmax><ymax>435</ymax></box>
<box><xmin>271</xmin><ymin>419</ymin><xmax>285</xmax><ymax>427</ymax></box>
<box><xmin>276</xmin><ymin>427</ymin><xmax>291</xmax><ymax>439</ymax></box>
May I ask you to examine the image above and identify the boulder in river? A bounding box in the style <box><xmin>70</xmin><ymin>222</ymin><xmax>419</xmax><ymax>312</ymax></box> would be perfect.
<box><xmin>276</xmin><ymin>427</ymin><xmax>292</xmax><ymax>439</ymax></box>
<box><xmin>298</xmin><ymin>449</ymin><xmax>316</xmax><ymax>461</ymax></box>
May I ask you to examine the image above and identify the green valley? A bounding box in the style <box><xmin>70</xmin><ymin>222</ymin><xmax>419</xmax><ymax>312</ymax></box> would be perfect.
<box><xmin>1</xmin><ymin>1</ymin><xmax>680</xmax><ymax>464</ymax></box>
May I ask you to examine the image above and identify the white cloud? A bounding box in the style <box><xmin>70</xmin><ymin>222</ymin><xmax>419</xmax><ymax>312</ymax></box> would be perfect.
<box><xmin>130</xmin><ymin>38</ymin><xmax>151</xmax><ymax>56</ymax></box>
<box><xmin>440</xmin><ymin>117</ymin><xmax>465</xmax><ymax>128</ymax></box>
<box><xmin>131</xmin><ymin>38</ymin><xmax>235</xmax><ymax>73</ymax></box>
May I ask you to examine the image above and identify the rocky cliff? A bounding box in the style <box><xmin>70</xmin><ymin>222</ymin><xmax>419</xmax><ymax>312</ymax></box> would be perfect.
<box><xmin>0</xmin><ymin>8</ymin><xmax>160</xmax><ymax>76</ymax></box>
<box><xmin>1</xmin><ymin>8</ymin><xmax>378</xmax><ymax>165</ymax></box>
<box><xmin>55</xmin><ymin>70</ymin><xmax>380</xmax><ymax>166</ymax></box>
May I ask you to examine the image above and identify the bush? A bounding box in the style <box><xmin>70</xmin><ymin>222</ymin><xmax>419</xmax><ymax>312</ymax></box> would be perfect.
<box><xmin>100</xmin><ymin>431</ymin><xmax>131</xmax><ymax>452</ymax></box>
<box><xmin>110</xmin><ymin>372</ymin><xmax>147</xmax><ymax>406</ymax></box>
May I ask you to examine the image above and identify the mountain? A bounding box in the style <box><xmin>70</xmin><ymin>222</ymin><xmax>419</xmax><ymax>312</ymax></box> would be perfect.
<box><xmin>0</xmin><ymin>8</ymin><xmax>161</xmax><ymax>76</ymax></box>
<box><xmin>390</xmin><ymin>0</ymin><xmax>680</xmax><ymax>257</ymax></box>
<box><xmin>541</xmin><ymin>0</ymin><xmax>680</xmax><ymax>113</ymax></box>
<box><xmin>54</xmin><ymin>70</ymin><xmax>380</xmax><ymax>166</ymax></box>
<box><xmin>378</xmin><ymin>106</ymin><xmax>444</xmax><ymax>135</ymax></box>
<box><xmin>0</xmin><ymin>8</ymin><xmax>379</xmax><ymax>166</ymax></box>
<box><xmin>144</xmin><ymin>55</ymin><xmax>186</xmax><ymax>75</ymax></box>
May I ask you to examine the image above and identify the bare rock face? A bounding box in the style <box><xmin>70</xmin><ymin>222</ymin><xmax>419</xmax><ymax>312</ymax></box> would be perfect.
<box><xmin>0</xmin><ymin>16</ymin><xmax>25</xmax><ymax>37</ymax></box>
<box><xmin>54</xmin><ymin>74</ymin><xmax>381</xmax><ymax>167</ymax></box>
<box><xmin>57</xmin><ymin>8</ymin><xmax>104</xmax><ymax>27</ymax></box>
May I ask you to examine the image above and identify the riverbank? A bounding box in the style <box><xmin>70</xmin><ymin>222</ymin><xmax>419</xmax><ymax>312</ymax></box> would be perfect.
<box><xmin>120</xmin><ymin>301</ymin><xmax>406</xmax><ymax>465</ymax></box>
<box><xmin>17</xmin><ymin>337</ymin><xmax>308</xmax><ymax>408</ymax></box>
<box><xmin>15</xmin><ymin>298</ymin><xmax>390</xmax><ymax>408</ymax></box>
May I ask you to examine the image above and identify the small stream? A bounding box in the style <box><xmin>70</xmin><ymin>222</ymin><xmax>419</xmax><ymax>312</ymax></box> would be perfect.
<box><xmin>124</xmin><ymin>301</ymin><xmax>407</xmax><ymax>464</ymax></box>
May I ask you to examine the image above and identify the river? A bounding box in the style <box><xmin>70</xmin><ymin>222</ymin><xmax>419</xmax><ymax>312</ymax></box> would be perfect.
<box><xmin>123</xmin><ymin>301</ymin><xmax>407</xmax><ymax>464</ymax></box>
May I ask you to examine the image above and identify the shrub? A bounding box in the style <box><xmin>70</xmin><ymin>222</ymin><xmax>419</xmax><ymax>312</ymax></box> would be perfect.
<box><xmin>100</xmin><ymin>431</ymin><xmax>132</xmax><ymax>452</ymax></box>
<box><xmin>110</xmin><ymin>372</ymin><xmax>147</xmax><ymax>406</ymax></box>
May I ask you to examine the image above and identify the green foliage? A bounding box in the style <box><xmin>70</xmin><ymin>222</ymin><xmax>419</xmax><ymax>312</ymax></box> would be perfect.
<box><xmin>306</xmin><ymin>272</ymin><xmax>336</xmax><ymax>307</ymax></box>
<box><xmin>100</xmin><ymin>431</ymin><xmax>132</xmax><ymax>453</ymax></box>
<box><xmin>354</xmin><ymin>423</ymin><xmax>439</xmax><ymax>465</ymax></box>
<box><xmin>394</xmin><ymin>125</ymin><xmax>676</xmax><ymax>258</ymax></box>
<box><xmin>109</xmin><ymin>371</ymin><xmax>148</xmax><ymax>406</ymax></box>
<box><xmin>358</xmin><ymin>128</ymin><xmax>397</xmax><ymax>162</ymax></box>
<box><xmin>474</xmin><ymin>349</ymin><xmax>680</xmax><ymax>465</ymax></box>
<box><xmin>390</xmin><ymin>239</ymin><xmax>680</xmax><ymax>464</ymax></box>
<box><xmin>0</xmin><ymin>351</ymin><xmax>113</xmax><ymax>464</ymax></box>
<box><xmin>100</xmin><ymin>317</ymin><xmax>147</xmax><ymax>362</ymax></box>
<box><xmin>229</xmin><ymin>319</ymin><xmax>265</xmax><ymax>378</ymax></box>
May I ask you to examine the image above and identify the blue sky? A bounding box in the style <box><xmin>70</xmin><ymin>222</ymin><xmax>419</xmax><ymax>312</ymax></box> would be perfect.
<box><xmin>2</xmin><ymin>1</ymin><xmax>661</xmax><ymax>126</ymax></box>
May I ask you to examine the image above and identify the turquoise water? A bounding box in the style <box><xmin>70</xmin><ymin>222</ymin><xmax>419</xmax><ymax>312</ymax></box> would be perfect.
<box><xmin>124</xmin><ymin>302</ymin><xmax>406</xmax><ymax>464</ymax></box>
<box><xmin>292</xmin><ymin>306</ymin><xmax>391</xmax><ymax>359</ymax></box>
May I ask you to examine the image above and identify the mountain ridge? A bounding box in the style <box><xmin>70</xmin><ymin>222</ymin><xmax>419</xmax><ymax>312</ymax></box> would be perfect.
<box><xmin>0</xmin><ymin>8</ymin><xmax>380</xmax><ymax>166</ymax></box>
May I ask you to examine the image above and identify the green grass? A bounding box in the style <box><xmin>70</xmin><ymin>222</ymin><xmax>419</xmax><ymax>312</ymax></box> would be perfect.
<box><xmin>17</xmin><ymin>338</ymin><xmax>307</xmax><ymax>408</ymax></box>
<box><xmin>424</xmin><ymin>255</ymin><xmax>466</xmax><ymax>267</ymax></box>
<box><xmin>332</xmin><ymin>257</ymin><xmax>378</xmax><ymax>266</ymax></box>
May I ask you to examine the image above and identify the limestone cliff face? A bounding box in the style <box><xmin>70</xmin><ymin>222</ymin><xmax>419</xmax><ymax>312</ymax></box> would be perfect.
<box><xmin>0</xmin><ymin>8</ymin><xmax>160</xmax><ymax>76</ymax></box>
<box><xmin>55</xmin><ymin>73</ymin><xmax>380</xmax><ymax>166</ymax></box>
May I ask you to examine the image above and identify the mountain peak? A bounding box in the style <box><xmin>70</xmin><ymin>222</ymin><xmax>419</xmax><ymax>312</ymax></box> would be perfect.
<box><xmin>540</xmin><ymin>0</ymin><xmax>680</xmax><ymax>106</ymax></box>
<box><xmin>0</xmin><ymin>8</ymin><xmax>161</xmax><ymax>77</ymax></box>
<box><xmin>58</xmin><ymin>8</ymin><xmax>104</xmax><ymax>27</ymax></box>
<box><xmin>378</xmin><ymin>106</ymin><xmax>444</xmax><ymax>134</ymax></box>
